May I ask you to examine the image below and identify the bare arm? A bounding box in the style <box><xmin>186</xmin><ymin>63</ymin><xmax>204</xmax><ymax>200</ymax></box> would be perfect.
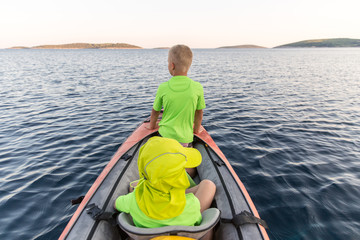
<box><xmin>147</xmin><ymin>108</ymin><xmax>160</xmax><ymax>130</ymax></box>
<box><xmin>193</xmin><ymin>109</ymin><xmax>203</xmax><ymax>134</ymax></box>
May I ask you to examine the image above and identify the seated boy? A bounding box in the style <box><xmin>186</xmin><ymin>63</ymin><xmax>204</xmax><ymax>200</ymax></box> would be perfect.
<box><xmin>147</xmin><ymin>45</ymin><xmax>206</xmax><ymax>147</ymax></box>
<box><xmin>114</xmin><ymin>137</ymin><xmax>216</xmax><ymax>239</ymax></box>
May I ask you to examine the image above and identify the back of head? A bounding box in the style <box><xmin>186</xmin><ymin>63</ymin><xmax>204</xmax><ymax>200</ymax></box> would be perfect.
<box><xmin>169</xmin><ymin>45</ymin><xmax>193</xmax><ymax>73</ymax></box>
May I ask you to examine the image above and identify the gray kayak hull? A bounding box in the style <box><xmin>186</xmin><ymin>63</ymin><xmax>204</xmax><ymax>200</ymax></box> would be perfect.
<box><xmin>60</xmin><ymin>121</ymin><xmax>269</xmax><ymax>240</ymax></box>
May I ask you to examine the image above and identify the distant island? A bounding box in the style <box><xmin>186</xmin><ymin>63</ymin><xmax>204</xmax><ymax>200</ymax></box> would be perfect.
<box><xmin>219</xmin><ymin>44</ymin><xmax>266</xmax><ymax>49</ymax></box>
<box><xmin>9</xmin><ymin>43</ymin><xmax>142</xmax><ymax>49</ymax></box>
<box><xmin>10</xmin><ymin>46</ymin><xmax>30</xmax><ymax>49</ymax></box>
<box><xmin>8</xmin><ymin>39</ymin><xmax>360</xmax><ymax>49</ymax></box>
<box><xmin>275</xmin><ymin>38</ymin><xmax>360</xmax><ymax>48</ymax></box>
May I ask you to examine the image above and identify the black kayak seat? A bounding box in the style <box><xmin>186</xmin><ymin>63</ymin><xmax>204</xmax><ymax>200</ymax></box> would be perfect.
<box><xmin>117</xmin><ymin>208</ymin><xmax>220</xmax><ymax>240</ymax></box>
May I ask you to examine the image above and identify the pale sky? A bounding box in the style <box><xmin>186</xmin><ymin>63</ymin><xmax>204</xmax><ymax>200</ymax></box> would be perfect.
<box><xmin>1</xmin><ymin>0</ymin><xmax>360</xmax><ymax>49</ymax></box>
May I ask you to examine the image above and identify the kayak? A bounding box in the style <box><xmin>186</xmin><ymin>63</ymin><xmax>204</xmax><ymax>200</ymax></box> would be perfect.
<box><xmin>59</xmin><ymin>117</ymin><xmax>269</xmax><ymax>240</ymax></box>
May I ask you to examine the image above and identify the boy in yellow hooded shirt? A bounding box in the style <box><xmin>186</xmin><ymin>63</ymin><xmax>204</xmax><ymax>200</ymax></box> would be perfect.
<box><xmin>114</xmin><ymin>137</ymin><xmax>216</xmax><ymax>236</ymax></box>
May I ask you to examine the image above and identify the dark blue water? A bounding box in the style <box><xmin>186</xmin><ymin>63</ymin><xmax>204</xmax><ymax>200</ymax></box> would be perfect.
<box><xmin>0</xmin><ymin>48</ymin><xmax>359</xmax><ymax>240</ymax></box>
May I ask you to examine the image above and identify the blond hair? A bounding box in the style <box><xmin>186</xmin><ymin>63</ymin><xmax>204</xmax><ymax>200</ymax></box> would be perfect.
<box><xmin>168</xmin><ymin>45</ymin><xmax>193</xmax><ymax>73</ymax></box>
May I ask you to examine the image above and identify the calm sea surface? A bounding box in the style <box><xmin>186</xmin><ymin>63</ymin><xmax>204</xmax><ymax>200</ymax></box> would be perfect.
<box><xmin>0</xmin><ymin>48</ymin><xmax>359</xmax><ymax>240</ymax></box>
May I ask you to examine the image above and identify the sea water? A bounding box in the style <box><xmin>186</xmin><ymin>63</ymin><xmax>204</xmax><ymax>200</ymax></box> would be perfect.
<box><xmin>0</xmin><ymin>48</ymin><xmax>359</xmax><ymax>240</ymax></box>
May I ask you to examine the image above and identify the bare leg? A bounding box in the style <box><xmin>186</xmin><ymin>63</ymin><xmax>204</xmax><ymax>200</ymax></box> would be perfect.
<box><xmin>200</xmin><ymin>229</ymin><xmax>213</xmax><ymax>240</ymax></box>
<box><xmin>186</xmin><ymin>179</ymin><xmax>216</xmax><ymax>212</ymax></box>
<box><xmin>186</xmin><ymin>180</ymin><xmax>216</xmax><ymax>240</ymax></box>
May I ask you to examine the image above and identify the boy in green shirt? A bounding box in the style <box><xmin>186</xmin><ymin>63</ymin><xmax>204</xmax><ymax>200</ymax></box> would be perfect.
<box><xmin>114</xmin><ymin>137</ymin><xmax>216</xmax><ymax>237</ymax></box>
<box><xmin>147</xmin><ymin>45</ymin><xmax>206</xmax><ymax>145</ymax></box>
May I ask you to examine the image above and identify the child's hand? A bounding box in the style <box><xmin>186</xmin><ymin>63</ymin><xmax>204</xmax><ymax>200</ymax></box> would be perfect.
<box><xmin>193</xmin><ymin>125</ymin><xmax>203</xmax><ymax>134</ymax></box>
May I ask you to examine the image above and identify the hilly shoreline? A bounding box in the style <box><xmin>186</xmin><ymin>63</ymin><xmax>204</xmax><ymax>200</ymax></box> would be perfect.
<box><xmin>7</xmin><ymin>38</ymin><xmax>360</xmax><ymax>49</ymax></box>
<box><xmin>9</xmin><ymin>43</ymin><xmax>142</xmax><ymax>49</ymax></box>
<box><xmin>275</xmin><ymin>38</ymin><xmax>360</xmax><ymax>48</ymax></box>
<box><xmin>218</xmin><ymin>44</ymin><xmax>266</xmax><ymax>49</ymax></box>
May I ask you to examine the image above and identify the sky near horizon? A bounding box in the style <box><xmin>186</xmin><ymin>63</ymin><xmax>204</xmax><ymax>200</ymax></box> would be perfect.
<box><xmin>1</xmin><ymin>0</ymin><xmax>360</xmax><ymax>49</ymax></box>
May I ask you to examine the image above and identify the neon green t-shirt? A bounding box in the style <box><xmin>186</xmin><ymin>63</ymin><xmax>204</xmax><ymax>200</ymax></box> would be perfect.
<box><xmin>153</xmin><ymin>76</ymin><xmax>206</xmax><ymax>143</ymax></box>
<box><xmin>115</xmin><ymin>191</ymin><xmax>202</xmax><ymax>228</ymax></box>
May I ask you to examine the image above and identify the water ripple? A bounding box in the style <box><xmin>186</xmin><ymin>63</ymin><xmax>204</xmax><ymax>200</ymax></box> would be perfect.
<box><xmin>0</xmin><ymin>49</ymin><xmax>359</xmax><ymax>239</ymax></box>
